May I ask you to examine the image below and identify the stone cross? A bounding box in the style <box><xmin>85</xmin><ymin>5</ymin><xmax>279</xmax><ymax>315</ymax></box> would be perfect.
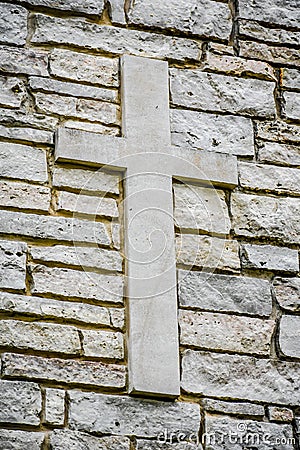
<box><xmin>55</xmin><ymin>55</ymin><xmax>238</xmax><ymax>398</ymax></box>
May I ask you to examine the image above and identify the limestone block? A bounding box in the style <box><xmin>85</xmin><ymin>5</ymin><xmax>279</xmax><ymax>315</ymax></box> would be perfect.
<box><xmin>136</xmin><ymin>441</ymin><xmax>200</xmax><ymax>450</ymax></box>
<box><xmin>180</xmin><ymin>310</ymin><xmax>274</xmax><ymax>355</ymax></box>
<box><xmin>182</xmin><ymin>350</ymin><xmax>300</xmax><ymax>405</ymax></box>
<box><xmin>0</xmin><ymin>124</ymin><xmax>53</xmax><ymax>144</ymax></box>
<box><xmin>202</xmin><ymin>399</ymin><xmax>265</xmax><ymax>417</ymax></box>
<box><xmin>50</xmin><ymin>49</ymin><xmax>119</xmax><ymax>87</ymax></box>
<box><xmin>69</xmin><ymin>391</ymin><xmax>200</xmax><ymax>437</ymax></box>
<box><xmin>44</xmin><ymin>388</ymin><xmax>65</xmax><ymax>426</ymax></box>
<box><xmin>173</xmin><ymin>184</ymin><xmax>230</xmax><ymax>234</ymax></box>
<box><xmin>57</xmin><ymin>191</ymin><xmax>119</xmax><ymax>218</ymax></box>
<box><xmin>176</xmin><ymin>234</ymin><xmax>240</xmax><ymax>272</ymax></box>
<box><xmin>242</xmin><ymin>244</ymin><xmax>299</xmax><ymax>273</ymax></box>
<box><xmin>110</xmin><ymin>308</ymin><xmax>125</xmax><ymax>329</ymax></box>
<box><xmin>18</xmin><ymin>0</ymin><xmax>105</xmax><ymax>14</ymax></box>
<box><xmin>0</xmin><ymin>107</ymin><xmax>58</xmax><ymax>130</ymax></box>
<box><xmin>284</xmin><ymin>91</ymin><xmax>300</xmax><ymax>120</ymax></box>
<box><xmin>279</xmin><ymin>315</ymin><xmax>300</xmax><ymax>358</ymax></box>
<box><xmin>2</xmin><ymin>353</ymin><xmax>126</xmax><ymax>388</ymax></box>
<box><xmin>0</xmin><ymin>210</ymin><xmax>111</xmax><ymax>245</ymax></box>
<box><xmin>170</xmin><ymin>109</ymin><xmax>254</xmax><ymax>156</ymax></box>
<box><xmin>50</xmin><ymin>430</ymin><xmax>130</xmax><ymax>450</ymax></box>
<box><xmin>108</xmin><ymin>0</ymin><xmax>126</xmax><ymax>25</ymax></box>
<box><xmin>178</xmin><ymin>270</ymin><xmax>272</xmax><ymax>316</ymax></box>
<box><xmin>0</xmin><ymin>320</ymin><xmax>81</xmax><ymax>355</ymax></box>
<box><xmin>53</xmin><ymin>167</ymin><xmax>120</xmax><ymax>194</ymax></box>
<box><xmin>31</xmin><ymin>265</ymin><xmax>123</xmax><ymax>303</ymax></box>
<box><xmin>32</xmin><ymin>14</ymin><xmax>200</xmax><ymax>63</ymax></box>
<box><xmin>0</xmin><ymin>240</ymin><xmax>27</xmax><ymax>290</ymax></box>
<box><xmin>64</xmin><ymin>120</ymin><xmax>119</xmax><ymax>136</ymax></box>
<box><xmin>0</xmin><ymin>380</ymin><xmax>41</xmax><ymax>425</ymax></box>
<box><xmin>0</xmin><ymin>3</ymin><xmax>27</xmax><ymax>45</ymax></box>
<box><xmin>170</xmin><ymin>69</ymin><xmax>276</xmax><ymax>118</ymax></box>
<box><xmin>283</xmin><ymin>68</ymin><xmax>300</xmax><ymax>90</ymax></box>
<box><xmin>0</xmin><ymin>76</ymin><xmax>26</xmax><ymax>108</ymax></box>
<box><xmin>0</xmin><ymin>181</ymin><xmax>51</xmax><ymax>211</ymax></box>
<box><xmin>256</xmin><ymin>121</ymin><xmax>300</xmax><ymax>144</ymax></box>
<box><xmin>0</xmin><ymin>46</ymin><xmax>48</xmax><ymax>76</ymax></box>
<box><xmin>239</xmin><ymin>41</ymin><xmax>300</xmax><ymax>66</ymax></box>
<box><xmin>127</xmin><ymin>0</ymin><xmax>231</xmax><ymax>40</ymax></box>
<box><xmin>0</xmin><ymin>142</ymin><xmax>48</xmax><ymax>182</ymax></box>
<box><xmin>238</xmin><ymin>0</ymin><xmax>300</xmax><ymax>28</ymax></box>
<box><xmin>82</xmin><ymin>330</ymin><xmax>124</xmax><ymax>359</ymax></box>
<box><xmin>239</xmin><ymin>19</ymin><xmax>300</xmax><ymax>47</ymax></box>
<box><xmin>268</xmin><ymin>407</ymin><xmax>294</xmax><ymax>423</ymax></box>
<box><xmin>258</xmin><ymin>142</ymin><xmax>300</xmax><ymax>167</ymax></box>
<box><xmin>0</xmin><ymin>430</ymin><xmax>44</xmax><ymax>450</ymax></box>
<box><xmin>273</xmin><ymin>278</ymin><xmax>300</xmax><ymax>312</ymax></box>
<box><xmin>239</xmin><ymin>161</ymin><xmax>300</xmax><ymax>195</ymax></box>
<box><xmin>231</xmin><ymin>193</ymin><xmax>300</xmax><ymax>244</ymax></box>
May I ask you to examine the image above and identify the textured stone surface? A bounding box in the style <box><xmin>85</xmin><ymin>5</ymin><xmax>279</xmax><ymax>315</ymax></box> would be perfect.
<box><xmin>0</xmin><ymin>380</ymin><xmax>41</xmax><ymax>425</ymax></box>
<box><xmin>283</xmin><ymin>68</ymin><xmax>300</xmax><ymax>90</ymax></box>
<box><xmin>57</xmin><ymin>191</ymin><xmax>119</xmax><ymax>217</ymax></box>
<box><xmin>256</xmin><ymin>121</ymin><xmax>300</xmax><ymax>144</ymax></box>
<box><xmin>0</xmin><ymin>320</ymin><xmax>81</xmax><ymax>354</ymax></box>
<box><xmin>50</xmin><ymin>430</ymin><xmax>130</xmax><ymax>450</ymax></box>
<box><xmin>170</xmin><ymin>69</ymin><xmax>276</xmax><ymax>118</ymax></box>
<box><xmin>202</xmin><ymin>399</ymin><xmax>265</xmax><ymax>417</ymax></box>
<box><xmin>239</xmin><ymin>19</ymin><xmax>300</xmax><ymax>47</ymax></box>
<box><xmin>242</xmin><ymin>244</ymin><xmax>299</xmax><ymax>273</ymax></box>
<box><xmin>176</xmin><ymin>235</ymin><xmax>240</xmax><ymax>272</ymax></box>
<box><xmin>0</xmin><ymin>46</ymin><xmax>48</xmax><ymax>77</ymax></box>
<box><xmin>64</xmin><ymin>120</ymin><xmax>119</xmax><ymax>135</ymax></box>
<box><xmin>31</xmin><ymin>265</ymin><xmax>123</xmax><ymax>303</ymax></box>
<box><xmin>18</xmin><ymin>0</ymin><xmax>105</xmax><ymax>14</ymax></box>
<box><xmin>136</xmin><ymin>441</ymin><xmax>200</xmax><ymax>450</ymax></box>
<box><xmin>178</xmin><ymin>270</ymin><xmax>272</xmax><ymax>316</ymax></box>
<box><xmin>205</xmin><ymin>415</ymin><xmax>294</xmax><ymax>450</ymax></box>
<box><xmin>238</xmin><ymin>0</ymin><xmax>300</xmax><ymax>28</ymax></box>
<box><xmin>258</xmin><ymin>141</ymin><xmax>300</xmax><ymax>167</ymax></box>
<box><xmin>268</xmin><ymin>407</ymin><xmax>294</xmax><ymax>423</ymax></box>
<box><xmin>0</xmin><ymin>210</ymin><xmax>111</xmax><ymax>245</ymax></box>
<box><xmin>128</xmin><ymin>0</ymin><xmax>231</xmax><ymax>40</ymax></box>
<box><xmin>180</xmin><ymin>310</ymin><xmax>274</xmax><ymax>355</ymax></box>
<box><xmin>0</xmin><ymin>107</ymin><xmax>58</xmax><ymax>130</ymax></box>
<box><xmin>240</xmin><ymin>41</ymin><xmax>300</xmax><ymax>66</ymax></box>
<box><xmin>69</xmin><ymin>391</ymin><xmax>200</xmax><ymax>437</ymax></box>
<box><xmin>82</xmin><ymin>330</ymin><xmax>124</xmax><ymax>359</ymax></box>
<box><xmin>0</xmin><ymin>76</ymin><xmax>26</xmax><ymax>108</ymax></box>
<box><xmin>274</xmin><ymin>278</ymin><xmax>300</xmax><ymax>312</ymax></box>
<box><xmin>0</xmin><ymin>124</ymin><xmax>53</xmax><ymax>144</ymax></box>
<box><xmin>2</xmin><ymin>353</ymin><xmax>126</xmax><ymax>388</ymax></box>
<box><xmin>0</xmin><ymin>430</ymin><xmax>44</xmax><ymax>449</ymax></box>
<box><xmin>182</xmin><ymin>350</ymin><xmax>300</xmax><ymax>405</ymax></box>
<box><xmin>32</xmin><ymin>14</ymin><xmax>201</xmax><ymax>62</ymax></box>
<box><xmin>30</xmin><ymin>245</ymin><xmax>122</xmax><ymax>272</ymax></box>
<box><xmin>232</xmin><ymin>193</ymin><xmax>300</xmax><ymax>244</ymax></box>
<box><xmin>50</xmin><ymin>49</ymin><xmax>119</xmax><ymax>87</ymax></box>
<box><xmin>45</xmin><ymin>388</ymin><xmax>65</xmax><ymax>425</ymax></box>
<box><xmin>171</xmin><ymin>109</ymin><xmax>254</xmax><ymax>156</ymax></box>
<box><xmin>53</xmin><ymin>167</ymin><xmax>120</xmax><ymax>194</ymax></box>
<box><xmin>0</xmin><ymin>142</ymin><xmax>48</xmax><ymax>182</ymax></box>
<box><xmin>239</xmin><ymin>162</ymin><xmax>300</xmax><ymax>195</ymax></box>
<box><xmin>0</xmin><ymin>240</ymin><xmax>27</xmax><ymax>290</ymax></box>
<box><xmin>108</xmin><ymin>0</ymin><xmax>126</xmax><ymax>25</ymax></box>
<box><xmin>279</xmin><ymin>315</ymin><xmax>300</xmax><ymax>358</ymax></box>
<box><xmin>0</xmin><ymin>3</ymin><xmax>27</xmax><ymax>45</ymax></box>
<box><xmin>173</xmin><ymin>184</ymin><xmax>230</xmax><ymax>234</ymax></box>
<box><xmin>0</xmin><ymin>180</ymin><xmax>51</xmax><ymax>211</ymax></box>
<box><xmin>284</xmin><ymin>91</ymin><xmax>300</xmax><ymax>121</ymax></box>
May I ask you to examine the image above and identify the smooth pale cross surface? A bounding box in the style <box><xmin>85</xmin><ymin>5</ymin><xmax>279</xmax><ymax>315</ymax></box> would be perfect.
<box><xmin>55</xmin><ymin>55</ymin><xmax>238</xmax><ymax>398</ymax></box>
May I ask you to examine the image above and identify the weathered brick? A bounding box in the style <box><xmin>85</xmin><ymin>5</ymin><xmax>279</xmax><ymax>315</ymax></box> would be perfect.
<box><xmin>268</xmin><ymin>406</ymin><xmax>294</xmax><ymax>423</ymax></box>
<box><xmin>0</xmin><ymin>46</ymin><xmax>48</xmax><ymax>76</ymax></box>
<box><xmin>273</xmin><ymin>277</ymin><xmax>300</xmax><ymax>312</ymax></box>
<box><xmin>82</xmin><ymin>329</ymin><xmax>124</xmax><ymax>359</ymax></box>
<box><xmin>171</xmin><ymin>109</ymin><xmax>254</xmax><ymax>156</ymax></box>
<box><xmin>284</xmin><ymin>91</ymin><xmax>300</xmax><ymax>121</ymax></box>
<box><xmin>232</xmin><ymin>193</ymin><xmax>300</xmax><ymax>244</ymax></box>
<box><xmin>256</xmin><ymin>120</ymin><xmax>300</xmax><ymax>144</ymax></box>
<box><xmin>0</xmin><ymin>380</ymin><xmax>41</xmax><ymax>425</ymax></box>
<box><xmin>127</xmin><ymin>0</ymin><xmax>231</xmax><ymax>40</ymax></box>
<box><xmin>53</xmin><ymin>166</ymin><xmax>119</xmax><ymax>194</ymax></box>
<box><xmin>170</xmin><ymin>69</ymin><xmax>276</xmax><ymax>118</ymax></box>
<box><xmin>0</xmin><ymin>107</ymin><xmax>58</xmax><ymax>130</ymax></box>
<box><xmin>239</xmin><ymin>41</ymin><xmax>300</xmax><ymax>66</ymax></box>
<box><xmin>0</xmin><ymin>240</ymin><xmax>27</xmax><ymax>290</ymax></box>
<box><xmin>0</xmin><ymin>3</ymin><xmax>27</xmax><ymax>45</ymax></box>
<box><xmin>57</xmin><ymin>191</ymin><xmax>119</xmax><ymax>217</ymax></box>
<box><xmin>242</xmin><ymin>244</ymin><xmax>299</xmax><ymax>273</ymax></box>
<box><xmin>69</xmin><ymin>391</ymin><xmax>200</xmax><ymax>436</ymax></box>
<box><xmin>279</xmin><ymin>315</ymin><xmax>300</xmax><ymax>358</ymax></box>
<box><xmin>239</xmin><ymin>161</ymin><xmax>300</xmax><ymax>195</ymax></box>
<box><xmin>180</xmin><ymin>310</ymin><xmax>274</xmax><ymax>355</ymax></box>
<box><xmin>0</xmin><ymin>320</ymin><xmax>81</xmax><ymax>355</ymax></box>
<box><xmin>173</xmin><ymin>184</ymin><xmax>230</xmax><ymax>234</ymax></box>
<box><xmin>44</xmin><ymin>388</ymin><xmax>65</xmax><ymax>426</ymax></box>
<box><xmin>18</xmin><ymin>0</ymin><xmax>104</xmax><ymax>14</ymax></box>
<box><xmin>0</xmin><ymin>180</ymin><xmax>51</xmax><ymax>211</ymax></box>
<box><xmin>2</xmin><ymin>353</ymin><xmax>126</xmax><ymax>388</ymax></box>
<box><xmin>0</xmin><ymin>210</ymin><xmax>111</xmax><ymax>245</ymax></box>
<box><xmin>258</xmin><ymin>141</ymin><xmax>300</xmax><ymax>167</ymax></box>
<box><xmin>50</xmin><ymin>430</ymin><xmax>130</xmax><ymax>450</ymax></box>
<box><xmin>202</xmin><ymin>399</ymin><xmax>265</xmax><ymax>417</ymax></box>
<box><xmin>238</xmin><ymin>0</ymin><xmax>300</xmax><ymax>28</ymax></box>
<box><xmin>0</xmin><ymin>142</ymin><xmax>48</xmax><ymax>182</ymax></box>
<box><xmin>178</xmin><ymin>270</ymin><xmax>272</xmax><ymax>316</ymax></box>
<box><xmin>239</xmin><ymin>19</ymin><xmax>300</xmax><ymax>47</ymax></box>
<box><xmin>283</xmin><ymin>68</ymin><xmax>300</xmax><ymax>91</ymax></box>
<box><xmin>182</xmin><ymin>350</ymin><xmax>300</xmax><ymax>405</ymax></box>
<box><xmin>0</xmin><ymin>76</ymin><xmax>26</xmax><ymax>108</ymax></box>
<box><xmin>31</xmin><ymin>265</ymin><xmax>123</xmax><ymax>303</ymax></box>
<box><xmin>32</xmin><ymin>14</ymin><xmax>201</xmax><ymax>63</ymax></box>
<box><xmin>0</xmin><ymin>124</ymin><xmax>53</xmax><ymax>144</ymax></box>
<box><xmin>176</xmin><ymin>235</ymin><xmax>240</xmax><ymax>272</ymax></box>
<box><xmin>0</xmin><ymin>430</ymin><xmax>44</xmax><ymax>450</ymax></box>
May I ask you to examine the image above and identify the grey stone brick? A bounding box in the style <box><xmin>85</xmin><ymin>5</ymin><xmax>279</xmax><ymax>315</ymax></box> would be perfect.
<box><xmin>0</xmin><ymin>240</ymin><xmax>27</xmax><ymax>290</ymax></box>
<box><xmin>258</xmin><ymin>142</ymin><xmax>300</xmax><ymax>167</ymax></box>
<box><xmin>256</xmin><ymin>121</ymin><xmax>300</xmax><ymax>144</ymax></box>
<box><xmin>53</xmin><ymin>167</ymin><xmax>120</xmax><ymax>194</ymax></box>
<box><xmin>239</xmin><ymin>19</ymin><xmax>300</xmax><ymax>47</ymax></box>
<box><xmin>239</xmin><ymin>41</ymin><xmax>300</xmax><ymax>66</ymax></box>
<box><xmin>279</xmin><ymin>315</ymin><xmax>300</xmax><ymax>358</ymax></box>
<box><xmin>268</xmin><ymin>406</ymin><xmax>294</xmax><ymax>423</ymax></box>
<box><xmin>0</xmin><ymin>3</ymin><xmax>27</xmax><ymax>45</ymax></box>
<box><xmin>242</xmin><ymin>244</ymin><xmax>299</xmax><ymax>273</ymax></box>
<box><xmin>284</xmin><ymin>91</ymin><xmax>300</xmax><ymax>121</ymax></box>
<box><xmin>50</xmin><ymin>430</ymin><xmax>130</xmax><ymax>450</ymax></box>
<box><xmin>202</xmin><ymin>399</ymin><xmax>265</xmax><ymax>417</ymax></box>
<box><xmin>0</xmin><ymin>124</ymin><xmax>53</xmax><ymax>144</ymax></box>
<box><xmin>0</xmin><ymin>430</ymin><xmax>44</xmax><ymax>450</ymax></box>
<box><xmin>0</xmin><ymin>380</ymin><xmax>41</xmax><ymax>425</ymax></box>
<box><xmin>0</xmin><ymin>76</ymin><xmax>26</xmax><ymax>109</ymax></box>
<box><xmin>82</xmin><ymin>329</ymin><xmax>124</xmax><ymax>359</ymax></box>
<box><xmin>0</xmin><ymin>180</ymin><xmax>51</xmax><ymax>211</ymax></box>
<box><xmin>283</xmin><ymin>68</ymin><xmax>300</xmax><ymax>90</ymax></box>
<box><xmin>18</xmin><ymin>0</ymin><xmax>105</xmax><ymax>14</ymax></box>
<box><xmin>0</xmin><ymin>107</ymin><xmax>58</xmax><ymax>130</ymax></box>
<box><xmin>57</xmin><ymin>191</ymin><xmax>119</xmax><ymax>217</ymax></box>
<box><xmin>44</xmin><ymin>388</ymin><xmax>65</xmax><ymax>426</ymax></box>
<box><xmin>273</xmin><ymin>278</ymin><xmax>300</xmax><ymax>312</ymax></box>
<box><xmin>238</xmin><ymin>0</ymin><xmax>300</xmax><ymax>28</ymax></box>
<box><xmin>0</xmin><ymin>46</ymin><xmax>48</xmax><ymax>76</ymax></box>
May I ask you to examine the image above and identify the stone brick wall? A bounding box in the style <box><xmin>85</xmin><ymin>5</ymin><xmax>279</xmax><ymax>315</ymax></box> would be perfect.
<box><xmin>0</xmin><ymin>0</ymin><xmax>299</xmax><ymax>448</ymax></box>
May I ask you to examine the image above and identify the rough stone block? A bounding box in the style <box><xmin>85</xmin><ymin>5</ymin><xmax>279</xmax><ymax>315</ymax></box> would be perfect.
<box><xmin>202</xmin><ymin>399</ymin><xmax>265</xmax><ymax>417</ymax></box>
<box><xmin>176</xmin><ymin>234</ymin><xmax>240</xmax><ymax>272</ymax></box>
<box><xmin>57</xmin><ymin>191</ymin><xmax>119</xmax><ymax>217</ymax></box>
<box><xmin>136</xmin><ymin>441</ymin><xmax>200</xmax><ymax>450</ymax></box>
<box><xmin>0</xmin><ymin>142</ymin><xmax>48</xmax><ymax>182</ymax></box>
<box><xmin>0</xmin><ymin>3</ymin><xmax>27</xmax><ymax>45</ymax></box>
<box><xmin>108</xmin><ymin>0</ymin><xmax>126</xmax><ymax>25</ymax></box>
<box><xmin>18</xmin><ymin>0</ymin><xmax>105</xmax><ymax>14</ymax></box>
<box><xmin>0</xmin><ymin>46</ymin><xmax>48</xmax><ymax>76</ymax></box>
<box><xmin>0</xmin><ymin>107</ymin><xmax>58</xmax><ymax>130</ymax></box>
<box><xmin>273</xmin><ymin>278</ymin><xmax>300</xmax><ymax>312</ymax></box>
<box><xmin>0</xmin><ymin>76</ymin><xmax>26</xmax><ymax>108</ymax></box>
<box><xmin>110</xmin><ymin>308</ymin><xmax>125</xmax><ymax>329</ymax></box>
<box><xmin>231</xmin><ymin>193</ymin><xmax>300</xmax><ymax>244</ymax></box>
<box><xmin>238</xmin><ymin>0</ymin><xmax>300</xmax><ymax>28</ymax></box>
<box><xmin>258</xmin><ymin>142</ymin><xmax>300</xmax><ymax>167</ymax></box>
<box><xmin>279</xmin><ymin>315</ymin><xmax>300</xmax><ymax>358</ymax></box>
<box><xmin>0</xmin><ymin>430</ymin><xmax>44</xmax><ymax>450</ymax></box>
<box><xmin>69</xmin><ymin>391</ymin><xmax>200</xmax><ymax>437</ymax></box>
<box><xmin>0</xmin><ymin>320</ymin><xmax>81</xmax><ymax>355</ymax></box>
<box><xmin>0</xmin><ymin>380</ymin><xmax>41</xmax><ymax>425</ymax></box>
<box><xmin>0</xmin><ymin>181</ymin><xmax>51</xmax><ymax>211</ymax></box>
<box><xmin>268</xmin><ymin>407</ymin><xmax>294</xmax><ymax>423</ymax></box>
<box><xmin>284</xmin><ymin>91</ymin><xmax>300</xmax><ymax>121</ymax></box>
<box><xmin>283</xmin><ymin>68</ymin><xmax>300</xmax><ymax>90</ymax></box>
<box><xmin>44</xmin><ymin>388</ymin><xmax>65</xmax><ymax>426</ymax></box>
<box><xmin>239</xmin><ymin>19</ymin><xmax>300</xmax><ymax>47</ymax></box>
<box><xmin>64</xmin><ymin>120</ymin><xmax>119</xmax><ymax>136</ymax></box>
<box><xmin>53</xmin><ymin>166</ymin><xmax>119</xmax><ymax>194</ymax></box>
<box><xmin>182</xmin><ymin>350</ymin><xmax>300</xmax><ymax>405</ymax></box>
<box><xmin>242</xmin><ymin>244</ymin><xmax>299</xmax><ymax>273</ymax></box>
<box><xmin>173</xmin><ymin>184</ymin><xmax>230</xmax><ymax>234</ymax></box>
<box><xmin>239</xmin><ymin>41</ymin><xmax>300</xmax><ymax>66</ymax></box>
<box><xmin>170</xmin><ymin>69</ymin><xmax>276</xmax><ymax>118</ymax></box>
<box><xmin>2</xmin><ymin>353</ymin><xmax>126</xmax><ymax>388</ymax></box>
<box><xmin>256</xmin><ymin>121</ymin><xmax>300</xmax><ymax>144</ymax></box>
<box><xmin>0</xmin><ymin>240</ymin><xmax>27</xmax><ymax>291</ymax></box>
<box><xmin>178</xmin><ymin>270</ymin><xmax>272</xmax><ymax>316</ymax></box>
<box><xmin>0</xmin><ymin>124</ymin><xmax>53</xmax><ymax>144</ymax></box>
<box><xmin>31</xmin><ymin>265</ymin><xmax>123</xmax><ymax>303</ymax></box>
<box><xmin>82</xmin><ymin>330</ymin><xmax>124</xmax><ymax>359</ymax></box>
<box><xmin>170</xmin><ymin>109</ymin><xmax>254</xmax><ymax>156</ymax></box>
<box><xmin>50</xmin><ymin>430</ymin><xmax>130</xmax><ymax>450</ymax></box>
